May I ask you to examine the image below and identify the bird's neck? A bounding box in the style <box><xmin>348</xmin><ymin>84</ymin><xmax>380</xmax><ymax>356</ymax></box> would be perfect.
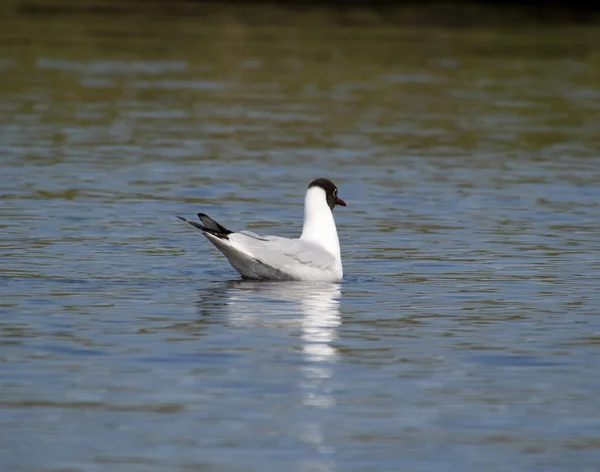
<box><xmin>300</xmin><ymin>188</ymin><xmax>341</xmax><ymax>261</ymax></box>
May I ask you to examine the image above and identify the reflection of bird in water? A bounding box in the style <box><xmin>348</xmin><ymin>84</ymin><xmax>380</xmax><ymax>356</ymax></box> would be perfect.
<box><xmin>196</xmin><ymin>280</ymin><xmax>341</xmax><ymax>366</ymax></box>
<box><xmin>196</xmin><ymin>280</ymin><xmax>341</xmax><ymax>469</ymax></box>
<box><xmin>197</xmin><ymin>280</ymin><xmax>341</xmax><ymax>333</ymax></box>
<box><xmin>297</xmin><ymin>284</ymin><xmax>341</xmax><ymax>364</ymax></box>
<box><xmin>196</xmin><ymin>279</ymin><xmax>342</xmax><ymax>400</ymax></box>
<box><xmin>201</xmin><ymin>279</ymin><xmax>341</xmax><ymax>385</ymax></box>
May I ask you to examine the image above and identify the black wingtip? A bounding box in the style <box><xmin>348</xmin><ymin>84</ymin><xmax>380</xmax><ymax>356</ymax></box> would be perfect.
<box><xmin>177</xmin><ymin>214</ymin><xmax>231</xmax><ymax>239</ymax></box>
<box><xmin>177</xmin><ymin>215</ymin><xmax>208</xmax><ymax>232</ymax></box>
<box><xmin>197</xmin><ymin>213</ymin><xmax>233</xmax><ymax>235</ymax></box>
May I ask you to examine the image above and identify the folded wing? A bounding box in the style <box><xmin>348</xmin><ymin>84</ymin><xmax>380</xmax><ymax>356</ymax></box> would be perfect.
<box><xmin>229</xmin><ymin>234</ymin><xmax>338</xmax><ymax>274</ymax></box>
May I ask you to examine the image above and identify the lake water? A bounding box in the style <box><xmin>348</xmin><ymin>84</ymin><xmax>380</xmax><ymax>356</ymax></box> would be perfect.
<box><xmin>2</xmin><ymin>2</ymin><xmax>600</xmax><ymax>471</ymax></box>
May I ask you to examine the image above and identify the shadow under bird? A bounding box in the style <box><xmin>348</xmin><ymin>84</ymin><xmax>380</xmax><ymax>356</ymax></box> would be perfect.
<box><xmin>177</xmin><ymin>178</ymin><xmax>346</xmax><ymax>282</ymax></box>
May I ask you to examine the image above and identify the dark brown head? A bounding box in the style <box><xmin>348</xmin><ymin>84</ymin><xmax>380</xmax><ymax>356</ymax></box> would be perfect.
<box><xmin>308</xmin><ymin>178</ymin><xmax>347</xmax><ymax>211</ymax></box>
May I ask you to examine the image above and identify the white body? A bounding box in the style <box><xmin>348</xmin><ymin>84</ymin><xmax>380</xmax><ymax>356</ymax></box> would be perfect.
<box><xmin>196</xmin><ymin>186</ymin><xmax>343</xmax><ymax>282</ymax></box>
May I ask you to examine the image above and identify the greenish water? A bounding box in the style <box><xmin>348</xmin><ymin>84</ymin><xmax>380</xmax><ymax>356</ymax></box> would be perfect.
<box><xmin>1</xmin><ymin>2</ymin><xmax>600</xmax><ymax>471</ymax></box>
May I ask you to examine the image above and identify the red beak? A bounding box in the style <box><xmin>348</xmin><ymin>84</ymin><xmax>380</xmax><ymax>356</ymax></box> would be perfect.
<box><xmin>336</xmin><ymin>197</ymin><xmax>347</xmax><ymax>207</ymax></box>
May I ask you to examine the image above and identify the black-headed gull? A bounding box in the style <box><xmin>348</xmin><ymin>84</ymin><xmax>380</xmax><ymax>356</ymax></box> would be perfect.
<box><xmin>177</xmin><ymin>178</ymin><xmax>346</xmax><ymax>281</ymax></box>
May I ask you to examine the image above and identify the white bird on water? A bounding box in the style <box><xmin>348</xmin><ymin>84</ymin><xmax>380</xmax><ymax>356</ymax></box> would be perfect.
<box><xmin>177</xmin><ymin>178</ymin><xmax>346</xmax><ymax>282</ymax></box>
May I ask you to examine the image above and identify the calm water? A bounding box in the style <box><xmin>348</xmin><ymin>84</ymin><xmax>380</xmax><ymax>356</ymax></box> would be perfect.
<box><xmin>2</xmin><ymin>2</ymin><xmax>600</xmax><ymax>471</ymax></box>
